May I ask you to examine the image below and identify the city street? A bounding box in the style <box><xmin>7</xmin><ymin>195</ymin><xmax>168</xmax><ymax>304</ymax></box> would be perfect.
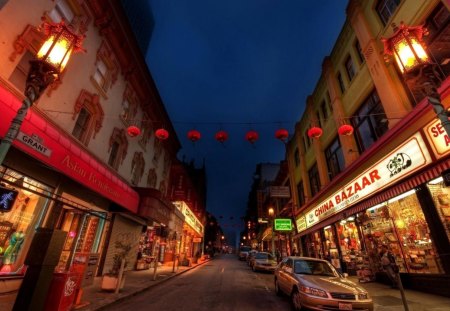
<box><xmin>108</xmin><ymin>254</ymin><xmax>291</xmax><ymax>311</ymax></box>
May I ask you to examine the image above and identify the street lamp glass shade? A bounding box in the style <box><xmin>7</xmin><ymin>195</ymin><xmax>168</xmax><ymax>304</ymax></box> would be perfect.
<box><xmin>36</xmin><ymin>22</ymin><xmax>84</xmax><ymax>73</ymax></box>
<box><xmin>393</xmin><ymin>37</ymin><xmax>429</xmax><ymax>73</ymax></box>
<box><xmin>268</xmin><ymin>207</ymin><xmax>274</xmax><ymax>216</ymax></box>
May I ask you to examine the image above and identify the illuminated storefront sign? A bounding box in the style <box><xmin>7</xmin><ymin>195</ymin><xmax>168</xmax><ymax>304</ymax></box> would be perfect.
<box><xmin>274</xmin><ymin>218</ymin><xmax>292</xmax><ymax>231</ymax></box>
<box><xmin>174</xmin><ymin>201</ymin><xmax>204</xmax><ymax>235</ymax></box>
<box><xmin>302</xmin><ymin>132</ymin><xmax>431</xmax><ymax>228</ymax></box>
<box><xmin>424</xmin><ymin>118</ymin><xmax>450</xmax><ymax>159</ymax></box>
<box><xmin>296</xmin><ymin>216</ymin><xmax>307</xmax><ymax>233</ymax></box>
<box><xmin>0</xmin><ymin>185</ymin><xmax>19</xmax><ymax>212</ymax></box>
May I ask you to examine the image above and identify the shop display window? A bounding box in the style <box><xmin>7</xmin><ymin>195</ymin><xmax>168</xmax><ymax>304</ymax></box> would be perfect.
<box><xmin>427</xmin><ymin>177</ymin><xmax>450</xmax><ymax>242</ymax></box>
<box><xmin>55</xmin><ymin>208</ymin><xmax>105</xmax><ymax>272</ymax></box>
<box><xmin>359</xmin><ymin>190</ymin><xmax>443</xmax><ymax>274</ymax></box>
<box><xmin>322</xmin><ymin>225</ymin><xmax>341</xmax><ymax>270</ymax></box>
<box><xmin>335</xmin><ymin>217</ymin><xmax>365</xmax><ymax>275</ymax></box>
<box><xmin>307</xmin><ymin>230</ymin><xmax>323</xmax><ymax>259</ymax></box>
<box><xmin>0</xmin><ymin>168</ymin><xmax>52</xmax><ymax>275</ymax></box>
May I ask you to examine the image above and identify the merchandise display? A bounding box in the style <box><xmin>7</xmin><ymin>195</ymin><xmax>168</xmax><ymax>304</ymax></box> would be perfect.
<box><xmin>428</xmin><ymin>179</ymin><xmax>450</xmax><ymax>241</ymax></box>
<box><xmin>359</xmin><ymin>191</ymin><xmax>443</xmax><ymax>274</ymax></box>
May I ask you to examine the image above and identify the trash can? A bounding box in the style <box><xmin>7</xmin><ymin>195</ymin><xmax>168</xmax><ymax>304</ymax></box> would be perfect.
<box><xmin>44</xmin><ymin>271</ymin><xmax>79</xmax><ymax>311</ymax></box>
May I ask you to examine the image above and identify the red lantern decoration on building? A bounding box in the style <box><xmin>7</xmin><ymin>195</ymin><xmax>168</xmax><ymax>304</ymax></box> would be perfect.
<box><xmin>215</xmin><ymin>130</ymin><xmax>228</xmax><ymax>143</ymax></box>
<box><xmin>155</xmin><ymin>128</ymin><xmax>169</xmax><ymax>140</ymax></box>
<box><xmin>338</xmin><ymin>124</ymin><xmax>354</xmax><ymax>136</ymax></box>
<box><xmin>126</xmin><ymin>125</ymin><xmax>141</xmax><ymax>137</ymax></box>
<box><xmin>245</xmin><ymin>130</ymin><xmax>259</xmax><ymax>144</ymax></box>
<box><xmin>187</xmin><ymin>129</ymin><xmax>201</xmax><ymax>142</ymax></box>
<box><xmin>275</xmin><ymin>128</ymin><xmax>289</xmax><ymax>141</ymax></box>
<box><xmin>307</xmin><ymin>127</ymin><xmax>323</xmax><ymax>139</ymax></box>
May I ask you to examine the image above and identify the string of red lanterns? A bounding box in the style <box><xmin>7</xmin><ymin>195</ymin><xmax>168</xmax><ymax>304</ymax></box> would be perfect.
<box><xmin>125</xmin><ymin>123</ymin><xmax>356</xmax><ymax>142</ymax></box>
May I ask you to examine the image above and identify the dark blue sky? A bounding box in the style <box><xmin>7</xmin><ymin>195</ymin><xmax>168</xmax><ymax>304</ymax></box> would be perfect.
<box><xmin>145</xmin><ymin>1</ymin><xmax>347</xmax><ymax>240</ymax></box>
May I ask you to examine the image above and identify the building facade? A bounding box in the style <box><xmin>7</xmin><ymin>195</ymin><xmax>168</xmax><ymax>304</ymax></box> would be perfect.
<box><xmin>0</xmin><ymin>0</ymin><xmax>181</xmax><ymax>307</ymax></box>
<box><xmin>286</xmin><ymin>0</ymin><xmax>450</xmax><ymax>296</ymax></box>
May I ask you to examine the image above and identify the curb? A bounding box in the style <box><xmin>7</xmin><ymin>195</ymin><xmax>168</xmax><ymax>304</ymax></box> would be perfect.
<box><xmin>92</xmin><ymin>259</ymin><xmax>212</xmax><ymax>311</ymax></box>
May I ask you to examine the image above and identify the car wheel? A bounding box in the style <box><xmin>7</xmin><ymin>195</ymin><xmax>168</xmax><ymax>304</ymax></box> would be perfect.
<box><xmin>291</xmin><ymin>288</ymin><xmax>302</xmax><ymax>311</ymax></box>
<box><xmin>274</xmin><ymin>279</ymin><xmax>282</xmax><ymax>296</ymax></box>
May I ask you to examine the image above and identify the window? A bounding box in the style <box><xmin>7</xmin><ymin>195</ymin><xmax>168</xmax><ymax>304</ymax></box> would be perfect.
<box><xmin>108</xmin><ymin>128</ymin><xmax>128</xmax><ymax>170</ymax></box>
<box><xmin>120</xmin><ymin>85</ymin><xmax>139</xmax><ymax>125</ymax></box>
<box><xmin>424</xmin><ymin>3</ymin><xmax>450</xmax><ymax>78</ymax></box>
<box><xmin>303</xmin><ymin>131</ymin><xmax>311</xmax><ymax>151</ymax></box>
<box><xmin>376</xmin><ymin>0</ymin><xmax>400</xmax><ymax>26</ymax></box>
<box><xmin>91</xmin><ymin>41</ymin><xmax>119</xmax><ymax>97</ymax></box>
<box><xmin>297</xmin><ymin>181</ymin><xmax>306</xmax><ymax>207</ymax></box>
<box><xmin>355</xmin><ymin>40</ymin><xmax>365</xmax><ymax>64</ymax></box>
<box><xmin>147</xmin><ymin>168</ymin><xmax>157</xmax><ymax>188</ymax></box>
<box><xmin>345</xmin><ymin>56</ymin><xmax>356</xmax><ymax>82</ymax></box>
<box><xmin>71</xmin><ymin>90</ymin><xmax>104</xmax><ymax>146</ymax></box>
<box><xmin>48</xmin><ymin>0</ymin><xmax>75</xmax><ymax>24</ymax></box>
<box><xmin>351</xmin><ymin>90</ymin><xmax>389</xmax><ymax>153</ymax></box>
<box><xmin>316</xmin><ymin>112</ymin><xmax>322</xmax><ymax>128</ymax></box>
<box><xmin>337</xmin><ymin>72</ymin><xmax>345</xmax><ymax>94</ymax></box>
<box><xmin>294</xmin><ymin>148</ymin><xmax>300</xmax><ymax>167</ymax></box>
<box><xmin>138</xmin><ymin>114</ymin><xmax>152</xmax><ymax>148</ymax></box>
<box><xmin>308</xmin><ymin>163</ymin><xmax>321</xmax><ymax>197</ymax></box>
<box><xmin>320</xmin><ymin>100</ymin><xmax>329</xmax><ymax>121</ymax></box>
<box><xmin>131</xmin><ymin>152</ymin><xmax>145</xmax><ymax>185</ymax></box>
<box><xmin>9</xmin><ymin>51</ymin><xmax>34</xmax><ymax>92</ymax></box>
<box><xmin>72</xmin><ymin>108</ymin><xmax>91</xmax><ymax>141</ymax></box>
<box><xmin>325</xmin><ymin>137</ymin><xmax>345</xmax><ymax>180</ymax></box>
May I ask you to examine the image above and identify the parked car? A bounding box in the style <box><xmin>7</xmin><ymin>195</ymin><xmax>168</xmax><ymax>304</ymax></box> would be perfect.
<box><xmin>274</xmin><ymin>256</ymin><xmax>373</xmax><ymax>311</ymax></box>
<box><xmin>251</xmin><ymin>252</ymin><xmax>277</xmax><ymax>272</ymax></box>
<box><xmin>238</xmin><ymin>246</ymin><xmax>252</xmax><ymax>261</ymax></box>
<box><xmin>246</xmin><ymin>250</ymin><xmax>258</xmax><ymax>266</ymax></box>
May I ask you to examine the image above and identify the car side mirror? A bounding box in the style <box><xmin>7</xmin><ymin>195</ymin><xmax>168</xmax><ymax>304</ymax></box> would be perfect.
<box><xmin>342</xmin><ymin>273</ymin><xmax>349</xmax><ymax>278</ymax></box>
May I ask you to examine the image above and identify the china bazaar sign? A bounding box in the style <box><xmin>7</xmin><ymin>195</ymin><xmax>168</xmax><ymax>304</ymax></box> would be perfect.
<box><xmin>424</xmin><ymin>118</ymin><xmax>450</xmax><ymax>159</ymax></box>
<box><xmin>304</xmin><ymin>132</ymin><xmax>431</xmax><ymax>227</ymax></box>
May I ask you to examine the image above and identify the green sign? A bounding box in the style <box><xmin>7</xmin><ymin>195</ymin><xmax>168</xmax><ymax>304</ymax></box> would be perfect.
<box><xmin>274</xmin><ymin>218</ymin><xmax>292</xmax><ymax>231</ymax></box>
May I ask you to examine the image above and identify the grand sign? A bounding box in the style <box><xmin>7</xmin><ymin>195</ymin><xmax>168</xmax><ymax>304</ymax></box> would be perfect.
<box><xmin>303</xmin><ymin>132</ymin><xmax>431</xmax><ymax>228</ymax></box>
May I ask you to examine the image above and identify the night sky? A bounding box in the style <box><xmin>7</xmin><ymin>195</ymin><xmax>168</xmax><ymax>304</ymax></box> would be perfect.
<box><xmin>145</xmin><ymin>0</ymin><xmax>347</xmax><ymax>244</ymax></box>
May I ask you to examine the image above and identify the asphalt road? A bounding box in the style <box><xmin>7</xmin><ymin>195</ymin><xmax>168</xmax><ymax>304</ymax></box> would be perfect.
<box><xmin>108</xmin><ymin>254</ymin><xmax>292</xmax><ymax>311</ymax></box>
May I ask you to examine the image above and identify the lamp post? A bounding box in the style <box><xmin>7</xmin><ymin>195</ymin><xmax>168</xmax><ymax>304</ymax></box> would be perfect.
<box><xmin>0</xmin><ymin>21</ymin><xmax>84</xmax><ymax>166</ymax></box>
<box><xmin>382</xmin><ymin>22</ymin><xmax>448</xmax><ymax>136</ymax></box>
<box><xmin>9</xmin><ymin>21</ymin><xmax>84</xmax><ymax>311</ymax></box>
<box><xmin>268</xmin><ymin>206</ymin><xmax>275</xmax><ymax>258</ymax></box>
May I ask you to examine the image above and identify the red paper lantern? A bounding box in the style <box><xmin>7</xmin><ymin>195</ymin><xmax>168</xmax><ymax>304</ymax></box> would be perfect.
<box><xmin>275</xmin><ymin>128</ymin><xmax>289</xmax><ymax>141</ymax></box>
<box><xmin>155</xmin><ymin>128</ymin><xmax>169</xmax><ymax>140</ymax></box>
<box><xmin>126</xmin><ymin>125</ymin><xmax>141</xmax><ymax>137</ymax></box>
<box><xmin>215</xmin><ymin>130</ymin><xmax>228</xmax><ymax>143</ymax></box>
<box><xmin>338</xmin><ymin>124</ymin><xmax>354</xmax><ymax>136</ymax></box>
<box><xmin>187</xmin><ymin>130</ymin><xmax>201</xmax><ymax>142</ymax></box>
<box><xmin>245</xmin><ymin>130</ymin><xmax>259</xmax><ymax>144</ymax></box>
<box><xmin>307</xmin><ymin>127</ymin><xmax>323</xmax><ymax>139</ymax></box>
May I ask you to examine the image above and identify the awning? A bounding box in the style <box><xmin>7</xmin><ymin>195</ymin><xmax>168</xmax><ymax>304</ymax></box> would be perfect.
<box><xmin>0</xmin><ymin>86</ymin><xmax>139</xmax><ymax>213</ymax></box>
<box><xmin>295</xmin><ymin>157</ymin><xmax>450</xmax><ymax>237</ymax></box>
<box><xmin>135</xmin><ymin>188</ymin><xmax>174</xmax><ymax>225</ymax></box>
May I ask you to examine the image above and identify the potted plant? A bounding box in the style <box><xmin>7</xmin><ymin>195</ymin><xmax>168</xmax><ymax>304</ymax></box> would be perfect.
<box><xmin>101</xmin><ymin>241</ymin><xmax>133</xmax><ymax>292</ymax></box>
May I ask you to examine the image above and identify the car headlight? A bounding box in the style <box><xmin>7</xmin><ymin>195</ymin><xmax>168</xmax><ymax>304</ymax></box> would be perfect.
<box><xmin>358</xmin><ymin>293</ymin><xmax>369</xmax><ymax>300</ymax></box>
<box><xmin>300</xmin><ymin>286</ymin><xmax>328</xmax><ymax>298</ymax></box>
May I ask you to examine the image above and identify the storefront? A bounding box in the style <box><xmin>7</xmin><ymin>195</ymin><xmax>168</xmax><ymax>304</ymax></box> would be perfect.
<box><xmin>295</xmin><ymin>129</ymin><xmax>450</xmax><ymax>296</ymax></box>
<box><xmin>0</xmin><ymin>85</ymin><xmax>140</xmax><ymax>309</ymax></box>
<box><xmin>135</xmin><ymin>188</ymin><xmax>175</xmax><ymax>266</ymax></box>
<box><xmin>174</xmin><ymin>201</ymin><xmax>204</xmax><ymax>263</ymax></box>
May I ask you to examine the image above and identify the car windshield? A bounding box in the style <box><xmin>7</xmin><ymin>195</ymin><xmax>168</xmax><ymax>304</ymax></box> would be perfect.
<box><xmin>240</xmin><ymin>246</ymin><xmax>251</xmax><ymax>252</ymax></box>
<box><xmin>255</xmin><ymin>253</ymin><xmax>274</xmax><ymax>260</ymax></box>
<box><xmin>294</xmin><ymin>259</ymin><xmax>336</xmax><ymax>276</ymax></box>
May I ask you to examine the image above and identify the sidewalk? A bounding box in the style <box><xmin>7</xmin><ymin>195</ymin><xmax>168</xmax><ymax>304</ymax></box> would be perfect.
<box><xmin>348</xmin><ymin>276</ymin><xmax>450</xmax><ymax>311</ymax></box>
<box><xmin>0</xmin><ymin>258</ymin><xmax>209</xmax><ymax>311</ymax></box>
<box><xmin>75</xmin><ymin>259</ymin><xmax>209</xmax><ymax>311</ymax></box>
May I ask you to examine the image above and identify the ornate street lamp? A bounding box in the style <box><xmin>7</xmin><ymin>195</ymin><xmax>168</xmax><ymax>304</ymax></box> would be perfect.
<box><xmin>0</xmin><ymin>21</ymin><xmax>84</xmax><ymax>165</ymax></box>
<box><xmin>382</xmin><ymin>22</ymin><xmax>448</xmax><ymax>135</ymax></box>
